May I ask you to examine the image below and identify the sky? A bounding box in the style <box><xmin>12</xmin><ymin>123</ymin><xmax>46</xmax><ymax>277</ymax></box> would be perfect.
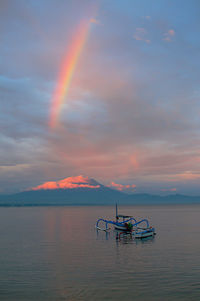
<box><xmin>1</xmin><ymin>0</ymin><xmax>200</xmax><ymax>195</ymax></box>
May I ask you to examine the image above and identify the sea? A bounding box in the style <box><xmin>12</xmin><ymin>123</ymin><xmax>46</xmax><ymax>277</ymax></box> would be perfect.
<box><xmin>0</xmin><ymin>204</ymin><xmax>200</xmax><ymax>301</ymax></box>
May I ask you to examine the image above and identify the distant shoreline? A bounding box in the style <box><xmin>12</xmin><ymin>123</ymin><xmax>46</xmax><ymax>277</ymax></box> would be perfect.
<box><xmin>0</xmin><ymin>201</ymin><xmax>200</xmax><ymax>207</ymax></box>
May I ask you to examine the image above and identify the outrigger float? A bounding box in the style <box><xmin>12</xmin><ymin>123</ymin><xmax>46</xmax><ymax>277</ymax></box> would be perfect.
<box><xmin>96</xmin><ymin>204</ymin><xmax>156</xmax><ymax>239</ymax></box>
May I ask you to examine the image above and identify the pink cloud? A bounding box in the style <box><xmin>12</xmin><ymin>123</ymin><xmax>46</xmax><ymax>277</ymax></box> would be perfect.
<box><xmin>160</xmin><ymin>172</ymin><xmax>200</xmax><ymax>182</ymax></box>
<box><xmin>161</xmin><ymin>187</ymin><xmax>177</xmax><ymax>192</ymax></box>
<box><xmin>90</xmin><ymin>18</ymin><xmax>100</xmax><ymax>25</ymax></box>
<box><xmin>168</xmin><ymin>29</ymin><xmax>175</xmax><ymax>36</ymax></box>
<box><xmin>109</xmin><ymin>181</ymin><xmax>136</xmax><ymax>191</ymax></box>
<box><xmin>163</xmin><ymin>29</ymin><xmax>175</xmax><ymax>42</ymax></box>
<box><xmin>176</xmin><ymin>172</ymin><xmax>200</xmax><ymax>180</ymax></box>
<box><xmin>32</xmin><ymin>175</ymin><xmax>100</xmax><ymax>190</ymax></box>
<box><xmin>133</xmin><ymin>27</ymin><xmax>150</xmax><ymax>43</ymax></box>
<box><xmin>143</xmin><ymin>16</ymin><xmax>151</xmax><ymax>20</ymax></box>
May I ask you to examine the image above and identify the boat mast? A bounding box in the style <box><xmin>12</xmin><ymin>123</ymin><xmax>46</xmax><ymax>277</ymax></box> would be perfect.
<box><xmin>115</xmin><ymin>203</ymin><xmax>118</xmax><ymax>222</ymax></box>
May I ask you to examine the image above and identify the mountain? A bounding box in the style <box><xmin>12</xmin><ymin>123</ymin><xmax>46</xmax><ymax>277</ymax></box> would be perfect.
<box><xmin>0</xmin><ymin>176</ymin><xmax>199</xmax><ymax>206</ymax></box>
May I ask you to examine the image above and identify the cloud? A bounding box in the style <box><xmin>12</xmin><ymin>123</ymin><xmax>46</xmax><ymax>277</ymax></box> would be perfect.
<box><xmin>161</xmin><ymin>188</ymin><xmax>177</xmax><ymax>192</ymax></box>
<box><xmin>172</xmin><ymin>172</ymin><xmax>200</xmax><ymax>181</ymax></box>
<box><xmin>32</xmin><ymin>175</ymin><xmax>100</xmax><ymax>190</ymax></box>
<box><xmin>90</xmin><ymin>18</ymin><xmax>100</xmax><ymax>25</ymax></box>
<box><xmin>133</xmin><ymin>27</ymin><xmax>150</xmax><ymax>43</ymax></box>
<box><xmin>109</xmin><ymin>181</ymin><xmax>136</xmax><ymax>191</ymax></box>
<box><xmin>0</xmin><ymin>75</ymin><xmax>48</xmax><ymax>142</ymax></box>
<box><xmin>143</xmin><ymin>16</ymin><xmax>151</xmax><ymax>20</ymax></box>
<box><xmin>163</xmin><ymin>29</ymin><xmax>175</xmax><ymax>42</ymax></box>
<box><xmin>0</xmin><ymin>1</ymin><xmax>200</xmax><ymax>196</ymax></box>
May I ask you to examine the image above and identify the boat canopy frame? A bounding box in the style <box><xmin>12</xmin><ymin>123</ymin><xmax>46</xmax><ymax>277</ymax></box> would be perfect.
<box><xmin>96</xmin><ymin>217</ymin><xmax>150</xmax><ymax>231</ymax></box>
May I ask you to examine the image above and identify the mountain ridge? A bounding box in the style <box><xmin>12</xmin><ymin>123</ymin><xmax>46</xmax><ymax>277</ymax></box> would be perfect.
<box><xmin>0</xmin><ymin>176</ymin><xmax>199</xmax><ymax>206</ymax></box>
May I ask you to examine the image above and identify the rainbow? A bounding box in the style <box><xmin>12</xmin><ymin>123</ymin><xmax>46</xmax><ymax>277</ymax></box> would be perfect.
<box><xmin>49</xmin><ymin>19</ymin><xmax>91</xmax><ymax>129</ymax></box>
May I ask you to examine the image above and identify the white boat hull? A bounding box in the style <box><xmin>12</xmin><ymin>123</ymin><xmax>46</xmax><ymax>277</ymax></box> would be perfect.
<box><xmin>134</xmin><ymin>230</ymin><xmax>155</xmax><ymax>238</ymax></box>
<box><xmin>115</xmin><ymin>225</ymin><xmax>129</xmax><ymax>231</ymax></box>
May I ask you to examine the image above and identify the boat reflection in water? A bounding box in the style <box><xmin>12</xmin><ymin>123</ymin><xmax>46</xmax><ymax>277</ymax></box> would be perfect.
<box><xmin>96</xmin><ymin>227</ymin><xmax>155</xmax><ymax>245</ymax></box>
<box><xmin>115</xmin><ymin>230</ymin><xmax>156</xmax><ymax>244</ymax></box>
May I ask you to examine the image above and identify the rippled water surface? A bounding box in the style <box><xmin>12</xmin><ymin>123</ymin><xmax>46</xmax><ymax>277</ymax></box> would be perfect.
<box><xmin>0</xmin><ymin>205</ymin><xmax>200</xmax><ymax>300</ymax></box>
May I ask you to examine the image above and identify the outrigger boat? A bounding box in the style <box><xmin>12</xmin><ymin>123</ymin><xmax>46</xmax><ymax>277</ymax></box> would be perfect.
<box><xmin>96</xmin><ymin>204</ymin><xmax>156</xmax><ymax>238</ymax></box>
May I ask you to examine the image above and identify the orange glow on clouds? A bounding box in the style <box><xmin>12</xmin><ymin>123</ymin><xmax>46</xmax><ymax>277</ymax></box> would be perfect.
<box><xmin>161</xmin><ymin>188</ymin><xmax>177</xmax><ymax>192</ymax></box>
<box><xmin>130</xmin><ymin>154</ymin><xmax>139</xmax><ymax>169</ymax></box>
<box><xmin>166</xmin><ymin>172</ymin><xmax>200</xmax><ymax>182</ymax></box>
<box><xmin>49</xmin><ymin>19</ymin><xmax>91</xmax><ymax>129</ymax></box>
<box><xmin>178</xmin><ymin>172</ymin><xmax>200</xmax><ymax>180</ymax></box>
<box><xmin>109</xmin><ymin>181</ymin><xmax>136</xmax><ymax>191</ymax></box>
<box><xmin>32</xmin><ymin>175</ymin><xmax>100</xmax><ymax>190</ymax></box>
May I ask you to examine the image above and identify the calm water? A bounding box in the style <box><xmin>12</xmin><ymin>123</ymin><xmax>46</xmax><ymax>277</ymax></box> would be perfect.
<box><xmin>0</xmin><ymin>205</ymin><xmax>200</xmax><ymax>300</ymax></box>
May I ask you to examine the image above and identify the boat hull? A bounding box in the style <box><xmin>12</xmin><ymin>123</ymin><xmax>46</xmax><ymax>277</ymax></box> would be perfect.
<box><xmin>114</xmin><ymin>225</ymin><xmax>128</xmax><ymax>231</ymax></box>
<box><xmin>134</xmin><ymin>229</ymin><xmax>156</xmax><ymax>239</ymax></box>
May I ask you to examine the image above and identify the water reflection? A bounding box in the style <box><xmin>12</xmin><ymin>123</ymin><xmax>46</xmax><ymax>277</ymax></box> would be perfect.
<box><xmin>96</xmin><ymin>228</ymin><xmax>110</xmax><ymax>240</ymax></box>
<box><xmin>1</xmin><ymin>206</ymin><xmax>200</xmax><ymax>300</ymax></box>
<box><xmin>96</xmin><ymin>228</ymin><xmax>155</xmax><ymax>245</ymax></box>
